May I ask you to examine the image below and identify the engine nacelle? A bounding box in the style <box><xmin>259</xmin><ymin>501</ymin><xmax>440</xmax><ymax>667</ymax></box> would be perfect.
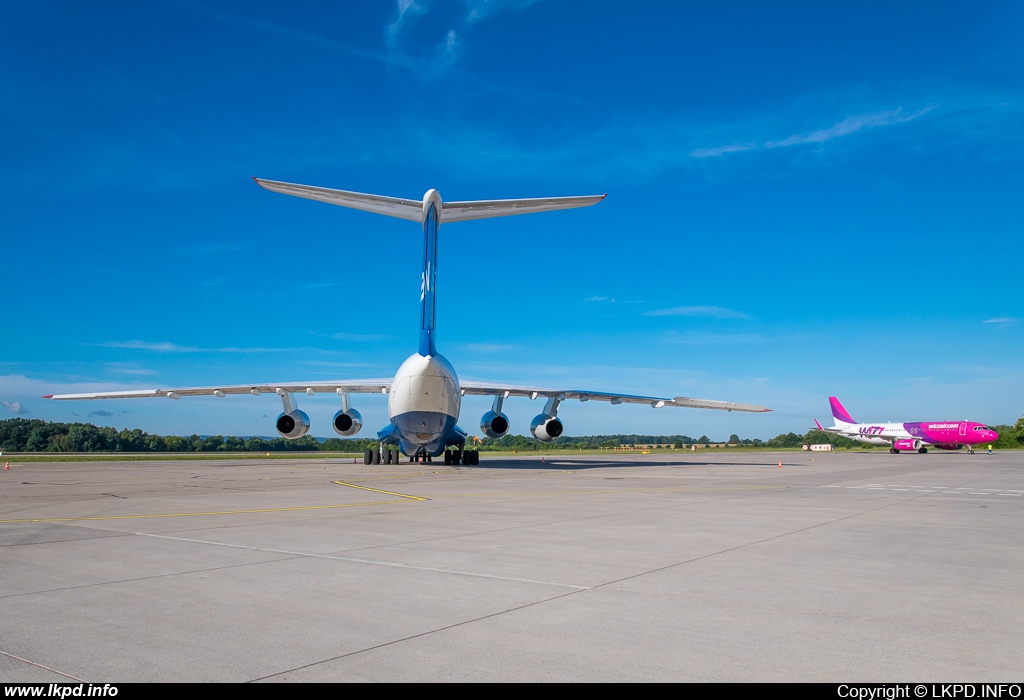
<box><xmin>276</xmin><ymin>410</ymin><xmax>310</xmax><ymax>439</ymax></box>
<box><xmin>530</xmin><ymin>414</ymin><xmax>563</xmax><ymax>442</ymax></box>
<box><xmin>480</xmin><ymin>411</ymin><xmax>510</xmax><ymax>439</ymax></box>
<box><xmin>892</xmin><ymin>439</ymin><xmax>923</xmax><ymax>452</ymax></box>
<box><xmin>332</xmin><ymin>408</ymin><xmax>363</xmax><ymax>437</ymax></box>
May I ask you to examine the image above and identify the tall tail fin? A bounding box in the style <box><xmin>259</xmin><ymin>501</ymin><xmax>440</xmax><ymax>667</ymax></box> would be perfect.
<box><xmin>254</xmin><ymin>179</ymin><xmax>605</xmax><ymax>357</ymax></box>
<box><xmin>829</xmin><ymin>396</ymin><xmax>856</xmax><ymax>426</ymax></box>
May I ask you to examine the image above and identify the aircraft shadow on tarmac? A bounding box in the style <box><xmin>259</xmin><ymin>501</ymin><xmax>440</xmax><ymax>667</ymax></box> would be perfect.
<box><xmin>449</xmin><ymin>457</ymin><xmax>773</xmax><ymax>471</ymax></box>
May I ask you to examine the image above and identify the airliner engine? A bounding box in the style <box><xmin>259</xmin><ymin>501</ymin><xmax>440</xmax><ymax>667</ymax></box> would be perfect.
<box><xmin>480</xmin><ymin>410</ymin><xmax>510</xmax><ymax>439</ymax></box>
<box><xmin>332</xmin><ymin>408</ymin><xmax>363</xmax><ymax>437</ymax></box>
<box><xmin>530</xmin><ymin>414</ymin><xmax>563</xmax><ymax>442</ymax></box>
<box><xmin>276</xmin><ymin>410</ymin><xmax>310</xmax><ymax>439</ymax></box>
<box><xmin>892</xmin><ymin>438</ymin><xmax>922</xmax><ymax>452</ymax></box>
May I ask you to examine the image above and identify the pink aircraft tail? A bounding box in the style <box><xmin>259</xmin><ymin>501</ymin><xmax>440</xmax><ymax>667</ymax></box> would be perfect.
<box><xmin>814</xmin><ymin>418</ymin><xmax>824</xmax><ymax>431</ymax></box>
<box><xmin>829</xmin><ymin>396</ymin><xmax>856</xmax><ymax>425</ymax></box>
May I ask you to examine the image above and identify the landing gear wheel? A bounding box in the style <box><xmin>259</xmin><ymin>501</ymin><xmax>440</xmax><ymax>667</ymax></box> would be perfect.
<box><xmin>383</xmin><ymin>449</ymin><xmax>392</xmax><ymax>465</ymax></box>
<box><xmin>372</xmin><ymin>447</ymin><xmax>381</xmax><ymax>465</ymax></box>
<box><xmin>364</xmin><ymin>449</ymin><xmax>373</xmax><ymax>465</ymax></box>
<box><xmin>918</xmin><ymin>447</ymin><xmax>928</xmax><ymax>454</ymax></box>
<box><xmin>889</xmin><ymin>448</ymin><xmax>898</xmax><ymax>454</ymax></box>
<box><xmin>452</xmin><ymin>449</ymin><xmax>462</xmax><ymax>465</ymax></box>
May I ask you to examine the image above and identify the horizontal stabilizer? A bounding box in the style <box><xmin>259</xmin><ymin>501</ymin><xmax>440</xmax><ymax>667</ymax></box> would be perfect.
<box><xmin>254</xmin><ymin>178</ymin><xmax>423</xmax><ymax>222</ymax></box>
<box><xmin>441</xmin><ymin>194</ymin><xmax>605</xmax><ymax>222</ymax></box>
<box><xmin>253</xmin><ymin>178</ymin><xmax>605</xmax><ymax>224</ymax></box>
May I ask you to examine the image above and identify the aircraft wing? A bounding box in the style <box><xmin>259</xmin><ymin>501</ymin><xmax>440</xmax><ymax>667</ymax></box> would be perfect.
<box><xmin>45</xmin><ymin>379</ymin><xmax>394</xmax><ymax>401</ymax></box>
<box><xmin>459</xmin><ymin>381</ymin><xmax>770</xmax><ymax>412</ymax></box>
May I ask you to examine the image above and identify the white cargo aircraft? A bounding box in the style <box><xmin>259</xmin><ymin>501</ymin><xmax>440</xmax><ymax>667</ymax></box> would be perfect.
<box><xmin>47</xmin><ymin>179</ymin><xmax>770</xmax><ymax>464</ymax></box>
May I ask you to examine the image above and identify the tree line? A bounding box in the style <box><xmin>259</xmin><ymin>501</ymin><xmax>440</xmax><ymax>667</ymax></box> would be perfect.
<box><xmin>2</xmin><ymin>417</ymin><xmax>1021</xmax><ymax>454</ymax></box>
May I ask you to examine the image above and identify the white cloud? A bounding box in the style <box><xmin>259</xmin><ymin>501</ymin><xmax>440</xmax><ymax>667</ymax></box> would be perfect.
<box><xmin>983</xmin><ymin>317</ymin><xmax>1016</xmax><ymax>325</ymax></box>
<box><xmin>106</xmin><ymin>363</ymin><xmax>159</xmax><ymax>376</ymax></box>
<box><xmin>689</xmin><ymin>143</ymin><xmax>756</xmax><ymax>159</ymax></box>
<box><xmin>765</xmin><ymin>106</ymin><xmax>935</xmax><ymax>148</ymax></box>
<box><xmin>2</xmin><ymin>400</ymin><xmax>27</xmax><ymax>414</ymax></box>
<box><xmin>386</xmin><ymin>0</ymin><xmax>427</xmax><ymax>47</ymax></box>
<box><xmin>94</xmin><ymin>341</ymin><xmax>301</xmax><ymax>353</ymax></box>
<box><xmin>465</xmin><ymin>0</ymin><xmax>542</xmax><ymax>23</ymax></box>
<box><xmin>692</xmin><ymin>106</ymin><xmax>937</xmax><ymax>160</ymax></box>
<box><xmin>585</xmin><ymin>296</ymin><xmax>616</xmax><ymax>303</ymax></box>
<box><xmin>644</xmin><ymin>306</ymin><xmax>752</xmax><ymax>320</ymax></box>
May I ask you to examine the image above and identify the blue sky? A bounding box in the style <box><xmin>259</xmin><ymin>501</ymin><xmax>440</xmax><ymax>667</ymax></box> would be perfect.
<box><xmin>2</xmin><ymin>1</ymin><xmax>1022</xmax><ymax>439</ymax></box>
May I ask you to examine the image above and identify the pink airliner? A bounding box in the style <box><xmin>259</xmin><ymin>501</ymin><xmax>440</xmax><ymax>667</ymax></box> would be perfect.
<box><xmin>813</xmin><ymin>396</ymin><xmax>998</xmax><ymax>453</ymax></box>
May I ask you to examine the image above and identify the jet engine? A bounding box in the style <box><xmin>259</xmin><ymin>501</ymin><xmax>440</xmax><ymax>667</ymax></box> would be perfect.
<box><xmin>276</xmin><ymin>410</ymin><xmax>310</xmax><ymax>439</ymax></box>
<box><xmin>892</xmin><ymin>439</ymin><xmax>922</xmax><ymax>452</ymax></box>
<box><xmin>332</xmin><ymin>408</ymin><xmax>363</xmax><ymax>437</ymax></box>
<box><xmin>530</xmin><ymin>414</ymin><xmax>564</xmax><ymax>442</ymax></box>
<box><xmin>480</xmin><ymin>410</ymin><xmax>510</xmax><ymax>439</ymax></box>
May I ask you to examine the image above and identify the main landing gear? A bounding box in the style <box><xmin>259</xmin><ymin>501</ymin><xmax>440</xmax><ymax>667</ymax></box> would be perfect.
<box><xmin>364</xmin><ymin>446</ymin><xmax>401</xmax><ymax>465</ymax></box>
<box><xmin>363</xmin><ymin>447</ymin><xmax>480</xmax><ymax>465</ymax></box>
<box><xmin>444</xmin><ymin>448</ymin><xmax>479</xmax><ymax>465</ymax></box>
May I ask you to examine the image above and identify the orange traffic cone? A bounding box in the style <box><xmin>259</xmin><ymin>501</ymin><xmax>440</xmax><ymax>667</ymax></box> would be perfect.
<box><xmin>4</xmin><ymin>461</ymin><xmax>8</xmax><ymax>470</ymax></box>
<box><xmin>777</xmin><ymin>460</ymin><xmax>782</xmax><ymax>468</ymax></box>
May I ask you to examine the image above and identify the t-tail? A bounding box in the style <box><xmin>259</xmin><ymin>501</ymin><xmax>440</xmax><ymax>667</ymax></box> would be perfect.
<box><xmin>829</xmin><ymin>396</ymin><xmax>857</xmax><ymax>426</ymax></box>
<box><xmin>420</xmin><ymin>190</ymin><xmax>441</xmax><ymax>356</ymax></box>
<box><xmin>254</xmin><ymin>178</ymin><xmax>605</xmax><ymax>357</ymax></box>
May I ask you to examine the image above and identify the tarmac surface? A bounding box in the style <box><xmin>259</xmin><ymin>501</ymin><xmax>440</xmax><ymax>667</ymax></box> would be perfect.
<box><xmin>1</xmin><ymin>450</ymin><xmax>1022</xmax><ymax>682</ymax></box>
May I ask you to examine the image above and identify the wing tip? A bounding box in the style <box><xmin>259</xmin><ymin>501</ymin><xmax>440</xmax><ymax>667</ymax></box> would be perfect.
<box><xmin>42</xmin><ymin>395</ymin><xmax>53</xmax><ymax>399</ymax></box>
